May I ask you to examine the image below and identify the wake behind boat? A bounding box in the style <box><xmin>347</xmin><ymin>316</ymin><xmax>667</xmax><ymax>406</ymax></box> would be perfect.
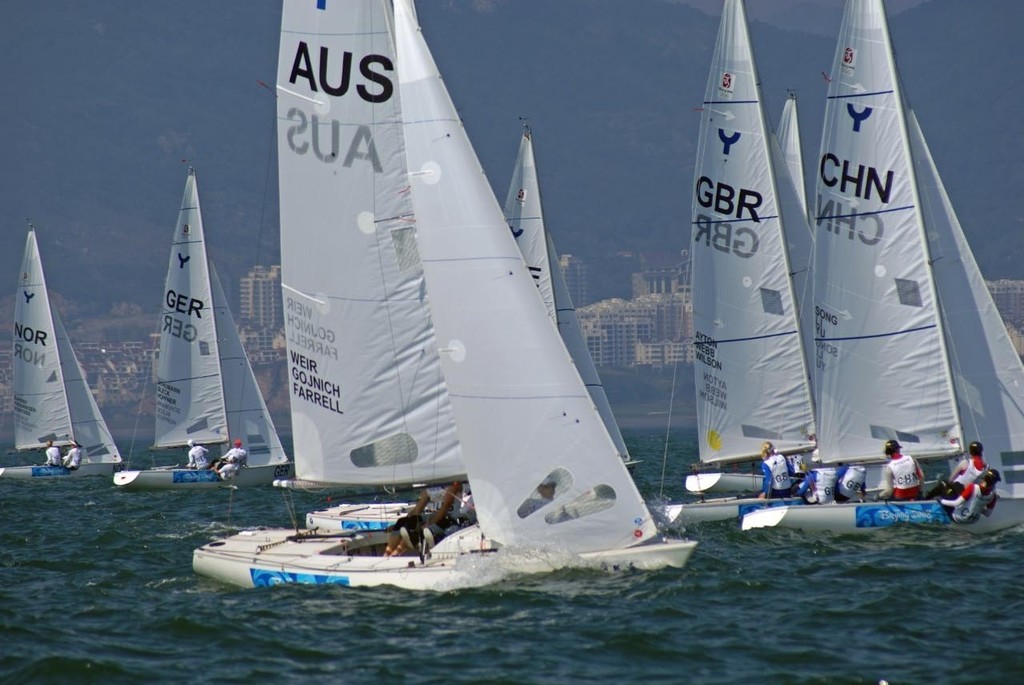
<box><xmin>194</xmin><ymin>0</ymin><xmax>695</xmax><ymax>590</ymax></box>
<box><xmin>114</xmin><ymin>169</ymin><xmax>292</xmax><ymax>491</ymax></box>
<box><xmin>2</xmin><ymin>229</ymin><xmax>123</xmax><ymax>480</ymax></box>
<box><xmin>741</xmin><ymin>0</ymin><xmax>1024</xmax><ymax>534</ymax></box>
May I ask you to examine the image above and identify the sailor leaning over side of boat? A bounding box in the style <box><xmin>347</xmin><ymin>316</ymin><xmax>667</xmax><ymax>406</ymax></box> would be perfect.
<box><xmin>792</xmin><ymin>439</ymin><xmax>1002</xmax><ymax>525</ymax></box>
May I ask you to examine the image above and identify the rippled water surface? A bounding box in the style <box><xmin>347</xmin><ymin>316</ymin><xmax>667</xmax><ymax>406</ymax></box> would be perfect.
<box><xmin>2</xmin><ymin>429</ymin><xmax>1020</xmax><ymax>684</ymax></box>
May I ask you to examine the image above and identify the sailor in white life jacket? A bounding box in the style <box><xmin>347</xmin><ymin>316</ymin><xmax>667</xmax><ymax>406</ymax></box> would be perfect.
<box><xmin>940</xmin><ymin>469</ymin><xmax>1000</xmax><ymax>524</ymax></box>
<box><xmin>951</xmin><ymin>441</ymin><xmax>988</xmax><ymax>488</ymax></box>
<box><xmin>878</xmin><ymin>440</ymin><xmax>923</xmax><ymax>501</ymax></box>
<box><xmin>794</xmin><ymin>460</ymin><xmax>838</xmax><ymax>504</ymax></box>
<box><xmin>835</xmin><ymin>463</ymin><xmax>867</xmax><ymax>502</ymax></box>
<box><xmin>925</xmin><ymin>440</ymin><xmax>989</xmax><ymax>499</ymax></box>
<box><xmin>758</xmin><ymin>442</ymin><xmax>795</xmax><ymax>499</ymax></box>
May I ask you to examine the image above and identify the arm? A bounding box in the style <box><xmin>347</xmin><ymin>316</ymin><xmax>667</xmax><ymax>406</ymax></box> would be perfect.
<box><xmin>427</xmin><ymin>487</ymin><xmax>458</xmax><ymax>525</ymax></box>
<box><xmin>794</xmin><ymin>472</ymin><xmax>812</xmax><ymax>498</ymax></box>
<box><xmin>941</xmin><ymin>483</ymin><xmax>973</xmax><ymax>508</ymax></box>
<box><xmin>409</xmin><ymin>489</ymin><xmax>431</xmax><ymax>517</ymax></box>
<box><xmin>760</xmin><ymin>462</ymin><xmax>772</xmax><ymax>497</ymax></box>
<box><xmin>877</xmin><ymin>465</ymin><xmax>894</xmax><ymax>500</ymax></box>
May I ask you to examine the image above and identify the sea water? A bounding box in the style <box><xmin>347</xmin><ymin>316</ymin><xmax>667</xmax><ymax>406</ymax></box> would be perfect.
<box><xmin>1</xmin><ymin>429</ymin><xmax>1019</xmax><ymax>684</ymax></box>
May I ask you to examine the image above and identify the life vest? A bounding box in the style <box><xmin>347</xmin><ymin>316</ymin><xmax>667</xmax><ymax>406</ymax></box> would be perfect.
<box><xmin>887</xmin><ymin>454</ymin><xmax>921</xmax><ymax>498</ymax></box>
<box><xmin>836</xmin><ymin>464</ymin><xmax>866</xmax><ymax>498</ymax></box>
<box><xmin>809</xmin><ymin>467</ymin><xmax>838</xmax><ymax>504</ymax></box>
<box><xmin>765</xmin><ymin>453</ymin><xmax>792</xmax><ymax>494</ymax></box>
<box><xmin>952</xmin><ymin>455</ymin><xmax>987</xmax><ymax>487</ymax></box>
<box><xmin>946</xmin><ymin>482</ymin><xmax>998</xmax><ymax>524</ymax></box>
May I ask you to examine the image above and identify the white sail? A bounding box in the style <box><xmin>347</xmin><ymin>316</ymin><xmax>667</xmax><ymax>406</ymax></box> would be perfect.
<box><xmin>192</xmin><ymin>0</ymin><xmax>692</xmax><ymax>587</ymax></box>
<box><xmin>396</xmin><ymin>0</ymin><xmax>659</xmax><ymax>554</ymax></box>
<box><xmin>812</xmin><ymin>0</ymin><xmax>961</xmax><ymax>464</ymax></box>
<box><xmin>776</xmin><ymin>93</ymin><xmax>809</xmax><ymax>224</ymax></box>
<box><xmin>690</xmin><ymin>0</ymin><xmax>816</xmax><ymax>465</ymax></box>
<box><xmin>503</xmin><ymin>128</ymin><xmax>632</xmax><ymax>463</ymax></box>
<box><xmin>13</xmin><ymin>230</ymin><xmax>120</xmax><ymax>461</ymax></box>
<box><xmin>772</xmin><ymin>94</ymin><xmax>817</xmax><ymax>406</ymax></box>
<box><xmin>209</xmin><ymin>263</ymin><xmax>288</xmax><ymax>466</ymax></box>
<box><xmin>154</xmin><ymin>169</ymin><xmax>228</xmax><ymax>448</ymax></box>
<box><xmin>276</xmin><ymin>0</ymin><xmax>463</xmax><ymax>486</ymax></box>
<box><xmin>907</xmin><ymin>110</ymin><xmax>1024</xmax><ymax>497</ymax></box>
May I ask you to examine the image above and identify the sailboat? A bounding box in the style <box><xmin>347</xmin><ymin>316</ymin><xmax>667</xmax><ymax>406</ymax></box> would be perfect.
<box><xmin>503</xmin><ymin>125</ymin><xmax>635</xmax><ymax>468</ymax></box>
<box><xmin>114</xmin><ymin>169</ymin><xmax>292</xmax><ymax>490</ymax></box>
<box><xmin>671</xmin><ymin>0</ymin><xmax>817</xmax><ymax>521</ymax></box>
<box><xmin>193</xmin><ymin>0</ymin><xmax>695</xmax><ymax>590</ymax></box>
<box><xmin>1</xmin><ymin>229</ymin><xmax>123</xmax><ymax>479</ymax></box>
<box><xmin>743</xmin><ymin>0</ymin><xmax>1024</xmax><ymax>533</ymax></box>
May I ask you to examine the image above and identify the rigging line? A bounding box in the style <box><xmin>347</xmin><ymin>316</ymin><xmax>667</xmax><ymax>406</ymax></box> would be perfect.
<box><xmin>698</xmin><ymin>329</ymin><xmax>798</xmax><ymax>346</ymax></box>
<box><xmin>126</xmin><ymin>349</ymin><xmax>158</xmax><ymax>469</ymax></box>
<box><xmin>815</xmin><ymin>323</ymin><xmax>936</xmax><ymax>343</ymax></box>
<box><xmin>658</xmin><ymin>357</ymin><xmax>679</xmax><ymax>500</ymax></box>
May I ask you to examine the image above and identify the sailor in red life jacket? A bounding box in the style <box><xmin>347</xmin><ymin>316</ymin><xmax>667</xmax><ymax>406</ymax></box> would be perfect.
<box><xmin>940</xmin><ymin>469</ymin><xmax>1000</xmax><ymax>524</ymax></box>
<box><xmin>951</xmin><ymin>441</ymin><xmax>988</xmax><ymax>488</ymax></box>
<box><xmin>877</xmin><ymin>440</ymin><xmax>924</xmax><ymax>501</ymax></box>
<box><xmin>757</xmin><ymin>441</ymin><xmax>795</xmax><ymax>500</ymax></box>
<box><xmin>925</xmin><ymin>440</ymin><xmax>990</xmax><ymax>499</ymax></box>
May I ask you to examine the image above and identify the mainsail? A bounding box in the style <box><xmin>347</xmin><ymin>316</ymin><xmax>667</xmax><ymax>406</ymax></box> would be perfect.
<box><xmin>154</xmin><ymin>169</ymin><xmax>227</xmax><ymax>448</ymax></box>
<box><xmin>13</xmin><ymin>230</ymin><xmax>120</xmax><ymax>461</ymax></box>
<box><xmin>690</xmin><ymin>0</ymin><xmax>816</xmax><ymax>465</ymax></box>
<box><xmin>276</xmin><ymin>0</ymin><xmax>463</xmax><ymax>487</ymax></box>
<box><xmin>812</xmin><ymin>0</ymin><xmax>961</xmax><ymax>464</ymax></box>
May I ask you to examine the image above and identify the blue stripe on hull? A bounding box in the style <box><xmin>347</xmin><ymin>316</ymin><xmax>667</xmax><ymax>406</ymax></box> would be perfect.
<box><xmin>250</xmin><ymin>568</ymin><xmax>350</xmax><ymax>587</ymax></box>
<box><xmin>32</xmin><ymin>466</ymin><xmax>71</xmax><ymax>477</ymax></box>
<box><xmin>172</xmin><ymin>470</ymin><xmax>221</xmax><ymax>484</ymax></box>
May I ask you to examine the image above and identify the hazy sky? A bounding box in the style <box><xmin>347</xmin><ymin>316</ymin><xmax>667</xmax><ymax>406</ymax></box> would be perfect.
<box><xmin>668</xmin><ymin>0</ymin><xmax>931</xmax><ymax>33</ymax></box>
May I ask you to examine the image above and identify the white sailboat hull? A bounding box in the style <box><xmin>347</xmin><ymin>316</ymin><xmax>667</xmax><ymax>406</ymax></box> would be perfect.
<box><xmin>113</xmin><ymin>463</ymin><xmax>294</xmax><ymax>490</ymax></box>
<box><xmin>305</xmin><ymin>502</ymin><xmax>416</xmax><ymax>531</ymax></box>
<box><xmin>194</xmin><ymin>525</ymin><xmax>697</xmax><ymax>590</ymax></box>
<box><xmin>666</xmin><ymin>497</ymin><xmax>805</xmax><ymax>524</ymax></box>
<box><xmin>0</xmin><ymin>461</ymin><xmax>122</xmax><ymax>479</ymax></box>
<box><xmin>742</xmin><ymin>498</ymin><xmax>1024</xmax><ymax>534</ymax></box>
<box><xmin>684</xmin><ymin>472</ymin><xmax>763</xmax><ymax>494</ymax></box>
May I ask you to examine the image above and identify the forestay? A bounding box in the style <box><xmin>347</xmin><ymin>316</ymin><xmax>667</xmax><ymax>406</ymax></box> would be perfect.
<box><xmin>396</xmin><ymin>0</ymin><xmax>660</xmax><ymax>554</ymax></box>
<box><xmin>276</xmin><ymin>0</ymin><xmax>463</xmax><ymax>487</ymax></box>
<box><xmin>812</xmin><ymin>0</ymin><xmax>961</xmax><ymax>464</ymax></box>
<box><xmin>690</xmin><ymin>0</ymin><xmax>816</xmax><ymax>465</ymax></box>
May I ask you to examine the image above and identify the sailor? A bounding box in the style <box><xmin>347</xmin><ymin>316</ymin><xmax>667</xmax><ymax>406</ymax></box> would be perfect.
<box><xmin>384</xmin><ymin>481</ymin><xmax>464</xmax><ymax>557</ymax></box>
<box><xmin>940</xmin><ymin>469</ymin><xmax>1000</xmax><ymax>524</ymax></box>
<box><xmin>794</xmin><ymin>457</ymin><xmax>838</xmax><ymax>504</ymax></box>
<box><xmin>62</xmin><ymin>442</ymin><xmax>84</xmax><ymax>470</ymax></box>
<box><xmin>186</xmin><ymin>439</ymin><xmax>211</xmax><ymax>469</ymax></box>
<box><xmin>877</xmin><ymin>440</ymin><xmax>924</xmax><ymax>501</ymax></box>
<box><xmin>925</xmin><ymin>440</ymin><xmax>988</xmax><ymax>499</ymax></box>
<box><xmin>215</xmin><ymin>439</ymin><xmax>248</xmax><ymax>480</ymax></box>
<box><xmin>951</xmin><ymin>441</ymin><xmax>988</xmax><ymax>488</ymax></box>
<box><xmin>43</xmin><ymin>439</ymin><xmax>62</xmax><ymax>466</ymax></box>
<box><xmin>757</xmin><ymin>441</ymin><xmax>794</xmax><ymax>500</ymax></box>
<box><xmin>835</xmin><ymin>462</ymin><xmax>867</xmax><ymax>502</ymax></box>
